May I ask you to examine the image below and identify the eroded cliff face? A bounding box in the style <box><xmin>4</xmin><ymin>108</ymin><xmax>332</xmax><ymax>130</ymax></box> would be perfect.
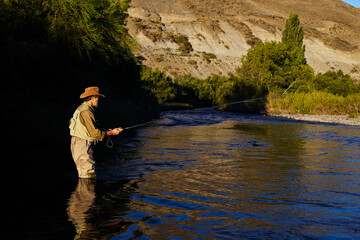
<box><xmin>126</xmin><ymin>0</ymin><xmax>360</xmax><ymax>78</ymax></box>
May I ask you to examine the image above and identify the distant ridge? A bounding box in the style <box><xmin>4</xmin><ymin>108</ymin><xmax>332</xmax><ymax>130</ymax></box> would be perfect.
<box><xmin>341</xmin><ymin>0</ymin><xmax>360</xmax><ymax>8</ymax></box>
<box><xmin>127</xmin><ymin>0</ymin><xmax>360</xmax><ymax>78</ymax></box>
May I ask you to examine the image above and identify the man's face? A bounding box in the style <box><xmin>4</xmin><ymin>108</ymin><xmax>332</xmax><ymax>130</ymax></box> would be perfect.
<box><xmin>91</xmin><ymin>96</ymin><xmax>99</xmax><ymax>107</ymax></box>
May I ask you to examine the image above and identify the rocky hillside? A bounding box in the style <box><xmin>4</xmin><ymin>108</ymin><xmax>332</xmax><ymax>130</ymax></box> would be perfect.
<box><xmin>126</xmin><ymin>0</ymin><xmax>360</xmax><ymax>78</ymax></box>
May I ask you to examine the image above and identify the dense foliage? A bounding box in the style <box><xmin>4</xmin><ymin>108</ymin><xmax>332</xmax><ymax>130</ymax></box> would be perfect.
<box><xmin>1</xmin><ymin>0</ymin><xmax>134</xmax><ymax>62</ymax></box>
<box><xmin>140</xmin><ymin>67</ymin><xmax>177</xmax><ymax>103</ymax></box>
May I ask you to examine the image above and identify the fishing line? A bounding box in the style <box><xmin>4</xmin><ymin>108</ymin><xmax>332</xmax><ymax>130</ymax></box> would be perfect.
<box><xmin>106</xmin><ymin>97</ymin><xmax>265</xmax><ymax>148</ymax></box>
<box><xmin>194</xmin><ymin>97</ymin><xmax>265</xmax><ymax>110</ymax></box>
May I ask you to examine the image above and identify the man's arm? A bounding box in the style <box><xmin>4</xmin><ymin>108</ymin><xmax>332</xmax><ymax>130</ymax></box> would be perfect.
<box><xmin>79</xmin><ymin>110</ymin><xmax>106</xmax><ymax>141</ymax></box>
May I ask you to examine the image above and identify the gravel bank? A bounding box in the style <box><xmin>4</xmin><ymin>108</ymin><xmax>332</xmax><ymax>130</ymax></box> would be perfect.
<box><xmin>274</xmin><ymin>114</ymin><xmax>360</xmax><ymax>126</ymax></box>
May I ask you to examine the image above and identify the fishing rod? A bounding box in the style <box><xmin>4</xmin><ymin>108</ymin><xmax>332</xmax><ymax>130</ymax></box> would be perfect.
<box><xmin>123</xmin><ymin>120</ymin><xmax>157</xmax><ymax>130</ymax></box>
<box><xmin>106</xmin><ymin>119</ymin><xmax>157</xmax><ymax>148</ymax></box>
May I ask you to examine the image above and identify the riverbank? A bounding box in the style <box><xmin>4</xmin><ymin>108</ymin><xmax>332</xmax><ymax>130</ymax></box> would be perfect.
<box><xmin>273</xmin><ymin>114</ymin><xmax>360</xmax><ymax>126</ymax></box>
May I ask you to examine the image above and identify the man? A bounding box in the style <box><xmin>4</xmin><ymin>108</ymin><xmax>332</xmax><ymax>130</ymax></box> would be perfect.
<box><xmin>69</xmin><ymin>86</ymin><xmax>122</xmax><ymax>179</ymax></box>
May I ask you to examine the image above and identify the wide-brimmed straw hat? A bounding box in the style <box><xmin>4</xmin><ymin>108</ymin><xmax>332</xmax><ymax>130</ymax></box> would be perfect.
<box><xmin>80</xmin><ymin>86</ymin><xmax>105</xmax><ymax>99</ymax></box>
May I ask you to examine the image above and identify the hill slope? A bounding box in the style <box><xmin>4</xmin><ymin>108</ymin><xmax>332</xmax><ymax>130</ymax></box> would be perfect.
<box><xmin>127</xmin><ymin>0</ymin><xmax>360</xmax><ymax>78</ymax></box>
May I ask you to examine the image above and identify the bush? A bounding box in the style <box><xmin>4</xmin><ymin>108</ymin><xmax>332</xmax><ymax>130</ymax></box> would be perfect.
<box><xmin>140</xmin><ymin>67</ymin><xmax>177</xmax><ymax>103</ymax></box>
<box><xmin>313</xmin><ymin>70</ymin><xmax>360</xmax><ymax>97</ymax></box>
<box><xmin>171</xmin><ymin>34</ymin><xmax>193</xmax><ymax>54</ymax></box>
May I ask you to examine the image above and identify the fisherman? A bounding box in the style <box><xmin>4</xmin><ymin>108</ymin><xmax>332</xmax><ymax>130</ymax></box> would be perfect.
<box><xmin>69</xmin><ymin>86</ymin><xmax>123</xmax><ymax>179</ymax></box>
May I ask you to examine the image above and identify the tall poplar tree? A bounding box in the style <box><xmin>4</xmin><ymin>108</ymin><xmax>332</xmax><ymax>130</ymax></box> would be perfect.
<box><xmin>281</xmin><ymin>13</ymin><xmax>306</xmax><ymax>65</ymax></box>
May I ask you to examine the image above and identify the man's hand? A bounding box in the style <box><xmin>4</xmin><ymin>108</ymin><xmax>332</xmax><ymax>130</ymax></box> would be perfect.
<box><xmin>113</xmin><ymin>127</ymin><xmax>123</xmax><ymax>135</ymax></box>
<box><xmin>107</xmin><ymin>128</ymin><xmax>123</xmax><ymax>136</ymax></box>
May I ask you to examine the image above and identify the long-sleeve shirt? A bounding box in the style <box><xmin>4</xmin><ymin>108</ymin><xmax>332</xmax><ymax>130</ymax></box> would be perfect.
<box><xmin>78</xmin><ymin>103</ymin><xmax>106</xmax><ymax>141</ymax></box>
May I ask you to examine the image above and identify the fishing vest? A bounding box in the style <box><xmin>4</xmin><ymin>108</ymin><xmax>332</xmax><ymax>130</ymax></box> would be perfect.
<box><xmin>69</xmin><ymin>103</ymin><xmax>96</xmax><ymax>142</ymax></box>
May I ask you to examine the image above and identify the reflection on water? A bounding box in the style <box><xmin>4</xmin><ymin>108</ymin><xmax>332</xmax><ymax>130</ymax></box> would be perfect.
<box><xmin>66</xmin><ymin>110</ymin><xmax>360</xmax><ymax>239</ymax></box>
<box><xmin>67</xmin><ymin>179</ymin><xmax>96</xmax><ymax>239</ymax></box>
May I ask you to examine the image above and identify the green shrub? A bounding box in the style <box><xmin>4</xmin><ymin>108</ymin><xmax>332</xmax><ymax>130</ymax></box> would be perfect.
<box><xmin>188</xmin><ymin>60</ymin><xmax>197</xmax><ymax>65</ymax></box>
<box><xmin>140</xmin><ymin>67</ymin><xmax>177</xmax><ymax>103</ymax></box>
<box><xmin>171</xmin><ymin>34</ymin><xmax>193</xmax><ymax>54</ymax></box>
<box><xmin>202</xmin><ymin>52</ymin><xmax>217</xmax><ymax>63</ymax></box>
<box><xmin>313</xmin><ymin>70</ymin><xmax>360</xmax><ymax>97</ymax></box>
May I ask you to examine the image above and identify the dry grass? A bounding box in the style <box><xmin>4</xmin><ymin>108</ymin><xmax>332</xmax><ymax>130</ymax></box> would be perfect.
<box><xmin>266</xmin><ymin>91</ymin><xmax>360</xmax><ymax>116</ymax></box>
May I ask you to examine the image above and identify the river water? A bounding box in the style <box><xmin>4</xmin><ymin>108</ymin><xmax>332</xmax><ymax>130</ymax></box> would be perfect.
<box><xmin>12</xmin><ymin>110</ymin><xmax>360</xmax><ymax>239</ymax></box>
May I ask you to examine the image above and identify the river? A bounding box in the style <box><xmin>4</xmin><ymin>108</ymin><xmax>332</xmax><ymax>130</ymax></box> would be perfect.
<box><xmin>9</xmin><ymin>110</ymin><xmax>360</xmax><ymax>239</ymax></box>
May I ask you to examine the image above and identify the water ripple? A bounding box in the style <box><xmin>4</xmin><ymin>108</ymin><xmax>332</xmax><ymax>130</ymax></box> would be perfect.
<box><xmin>132</xmin><ymin>194</ymin><xmax>209</xmax><ymax>211</ymax></box>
